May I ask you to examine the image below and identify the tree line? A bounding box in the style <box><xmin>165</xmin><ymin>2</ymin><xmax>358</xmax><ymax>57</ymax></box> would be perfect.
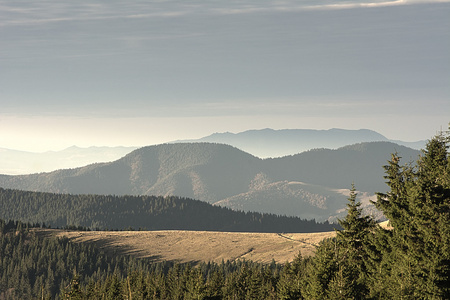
<box><xmin>0</xmin><ymin>188</ymin><xmax>335</xmax><ymax>233</ymax></box>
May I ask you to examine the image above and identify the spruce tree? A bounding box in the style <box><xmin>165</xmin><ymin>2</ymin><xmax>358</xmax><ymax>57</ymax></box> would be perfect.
<box><xmin>336</xmin><ymin>184</ymin><xmax>375</xmax><ymax>256</ymax></box>
<box><xmin>373</xmin><ymin>130</ymin><xmax>450</xmax><ymax>299</ymax></box>
<box><xmin>277</xmin><ymin>258</ymin><xmax>303</xmax><ymax>300</ymax></box>
<box><xmin>303</xmin><ymin>238</ymin><xmax>338</xmax><ymax>300</ymax></box>
<box><xmin>408</xmin><ymin>132</ymin><xmax>450</xmax><ymax>298</ymax></box>
<box><xmin>330</xmin><ymin>184</ymin><xmax>375</xmax><ymax>299</ymax></box>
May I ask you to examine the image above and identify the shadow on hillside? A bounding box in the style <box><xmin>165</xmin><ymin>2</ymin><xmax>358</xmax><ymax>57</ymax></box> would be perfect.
<box><xmin>34</xmin><ymin>229</ymin><xmax>164</xmax><ymax>261</ymax></box>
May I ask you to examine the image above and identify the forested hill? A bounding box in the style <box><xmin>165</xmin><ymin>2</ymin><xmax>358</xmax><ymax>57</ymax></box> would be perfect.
<box><xmin>0</xmin><ymin>143</ymin><xmax>262</xmax><ymax>198</ymax></box>
<box><xmin>0</xmin><ymin>188</ymin><xmax>335</xmax><ymax>232</ymax></box>
<box><xmin>263</xmin><ymin>141</ymin><xmax>421</xmax><ymax>193</ymax></box>
<box><xmin>0</xmin><ymin>142</ymin><xmax>420</xmax><ymax>221</ymax></box>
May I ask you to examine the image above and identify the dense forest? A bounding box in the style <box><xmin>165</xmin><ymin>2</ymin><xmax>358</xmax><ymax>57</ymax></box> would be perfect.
<box><xmin>0</xmin><ymin>189</ymin><xmax>335</xmax><ymax>233</ymax></box>
<box><xmin>0</xmin><ymin>131</ymin><xmax>449</xmax><ymax>299</ymax></box>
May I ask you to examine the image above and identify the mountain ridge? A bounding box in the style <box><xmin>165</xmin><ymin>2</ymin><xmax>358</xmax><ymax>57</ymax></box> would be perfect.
<box><xmin>1</xmin><ymin>128</ymin><xmax>426</xmax><ymax>175</ymax></box>
<box><xmin>0</xmin><ymin>141</ymin><xmax>421</xmax><ymax>221</ymax></box>
<box><xmin>173</xmin><ymin>128</ymin><xmax>426</xmax><ymax>158</ymax></box>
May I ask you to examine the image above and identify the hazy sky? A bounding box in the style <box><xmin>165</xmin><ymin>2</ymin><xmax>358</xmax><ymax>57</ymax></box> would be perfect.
<box><xmin>1</xmin><ymin>0</ymin><xmax>449</xmax><ymax>152</ymax></box>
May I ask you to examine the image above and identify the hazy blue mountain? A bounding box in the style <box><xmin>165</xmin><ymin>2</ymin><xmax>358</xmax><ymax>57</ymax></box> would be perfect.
<box><xmin>263</xmin><ymin>141</ymin><xmax>420</xmax><ymax>193</ymax></box>
<box><xmin>0</xmin><ymin>142</ymin><xmax>421</xmax><ymax>221</ymax></box>
<box><xmin>1</xmin><ymin>128</ymin><xmax>426</xmax><ymax>175</ymax></box>
<box><xmin>0</xmin><ymin>143</ymin><xmax>261</xmax><ymax>200</ymax></box>
<box><xmin>173</xmin><ymin>128</ymin><xmax>426</xmax><ymax>158</ymax></box>
<box><xmin>0</xmin><ymin>146</ymin><xmax>137</xmax><ymax>175</ymax></box>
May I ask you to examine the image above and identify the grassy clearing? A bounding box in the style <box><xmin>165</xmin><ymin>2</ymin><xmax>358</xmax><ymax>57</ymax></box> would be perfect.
<box><xmin>36</xmin><ymin>229</ymin><xmax>337</xmax><ymax>264</ymax></box>
<box><xmin>34</xmin><ymin>222</ymin><xmax>390</xmax><ymax>264</ymax></box>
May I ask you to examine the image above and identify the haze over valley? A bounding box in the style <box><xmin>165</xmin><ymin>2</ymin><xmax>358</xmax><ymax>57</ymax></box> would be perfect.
<box><xmin>0</xmin><ymin>128</ymin><xmax>425</xmax><ymax>175</ymax></box>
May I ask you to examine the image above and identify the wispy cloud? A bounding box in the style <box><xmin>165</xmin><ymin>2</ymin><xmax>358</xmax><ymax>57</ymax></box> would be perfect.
<box><xmin>0</xmin><ymin>11</ymin><xmax>189</xmax><ymax>27</ymax></box>
<box><xmin>2</xmin><ymin>0</ymin><xmax>449</xmax><ymax>27</ymax></box>
<box><xmin>304</xmin><ymin>0</ymin><xmax>450</xmax><ymax>10</ymax></box>
<box><xmin>0</xmin><ymin>2</ymin><xmax>189</xmax><ymax>27</ymax></box>
<box><xmin>208</xmin><ymin>0</ymin><xmax>450</xmax><ymax>15</ymax></box>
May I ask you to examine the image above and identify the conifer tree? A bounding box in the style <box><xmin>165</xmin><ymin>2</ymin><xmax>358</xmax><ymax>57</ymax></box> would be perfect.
<box><xmin>303</xmin><ymin>238</ymin><xmax>338</xmax><ymax>300</ymax></box>
<box><xmin>333</xmin><ymin>184</ymin><xmax>375</xmax><ymax>299</ymax></box>
<box><xmin>62</xmin><ymin>273</ymin><xmax>83</xmax><ymax>300</ymax></box>
<box><xmin>326</xmin><ymin>264</ymin><xmax>357</xmax><ymax>300</ymax></box>
<box><xmin>336</xmin><ymin>184</ymin><xmax>375</xmax><ymax>252</ymax></box>
<box><xmin>185</xmin><ymin>267</ymin><xmax>206</xmax><ymax>300</ymax></box>
<box><xmin>374</xmin><ymin>130</ymin><xmax>450</xmax><ymax>299</ymax></box>
<box><xmin>277</xmin><ymin>252</ymin><xmax>303</xmax><ymax>300</ymax></box>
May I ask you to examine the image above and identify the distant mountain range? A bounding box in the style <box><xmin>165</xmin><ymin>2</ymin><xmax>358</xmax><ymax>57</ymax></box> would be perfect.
<box><xmin>0</xmin><ymin>128</ymin><xmax>426</xmax><ymax>175</ymax></box>
<box><xmin>0</xmin><ymin>141</ymin><xmax>421</xmax><ymax>222</ymax></box>
<box><xmin>173</xmin><ymin>128</ymin><xmax>426</xmax><ymax>158</ymax></box>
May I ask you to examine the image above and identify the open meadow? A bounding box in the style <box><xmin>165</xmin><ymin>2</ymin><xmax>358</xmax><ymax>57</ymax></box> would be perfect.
<box><xmin>36</xmin><ymin>229</ymin><xmax>337</xmax><ymax>264</ymax></box>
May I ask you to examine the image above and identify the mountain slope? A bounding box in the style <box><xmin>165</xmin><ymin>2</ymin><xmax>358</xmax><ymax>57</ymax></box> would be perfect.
<box><xmin>0</xmin><ymin>143</ymin><xmax>262</xmax><ymax>202</ymax></box>
<box><xmin>0</xmin><ymin>142</ymin><xmax>421</xmax><ymax>221</ymax></box>
<box><xmin>263</xmin><ymin>141</ymin><xmax>420</xmax><ymax>193</ymax></box>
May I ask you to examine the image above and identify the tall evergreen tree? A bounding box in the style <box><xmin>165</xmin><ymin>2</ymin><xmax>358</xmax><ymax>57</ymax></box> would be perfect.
<box><xmin>330</xmin><ymin>184</ymin><xmax>375</xmax><ymax>299</ymax></box>
<box><xmin>374</xmin><ymin>130</ymin><xmax>450</xmax><ymax>299</ymax></box>
<box><xmin>318</xmin><ymin>184</ymin><xmax>375</xmax><ymax>299</ymax></box>
<box><xmin>336</xmin><ymin>184</ymin><xmax>375</xmax><ymax>254</ymax></box>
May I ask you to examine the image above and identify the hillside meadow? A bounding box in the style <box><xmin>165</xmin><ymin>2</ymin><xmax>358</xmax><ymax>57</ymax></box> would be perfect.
<box><xmin>36</xmin><ymin>220</ymin><xmax>391</xmax><ymax>264</ymax></box>
<box><xmin>36</xmin><ymin>228</ymin><xmax>337</xmax><ymax>264</ymax></box>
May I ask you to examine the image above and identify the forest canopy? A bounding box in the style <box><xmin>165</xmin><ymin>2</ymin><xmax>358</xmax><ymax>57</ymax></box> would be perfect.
<box><xmin>0</xmin><ymin>188</ymin><xmax>335</xmax><ymax>233</ymax></box>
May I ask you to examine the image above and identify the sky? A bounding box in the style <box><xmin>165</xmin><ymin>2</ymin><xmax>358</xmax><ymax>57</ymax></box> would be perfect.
<box><xmin>1</xmin><ymin>0</ymin><xmax>449</xmax><ymax>152</ymax></box>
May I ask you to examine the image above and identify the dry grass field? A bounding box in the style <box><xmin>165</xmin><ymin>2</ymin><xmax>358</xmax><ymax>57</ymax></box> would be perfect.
<box><xmin>35</xmin><ymin>222</ymin><xmax>389</xmax><ymax>264</ymax></box>
<box><xmin>36</xmin><ymin>229</ymin><xmax>336</xmax><ymax>264</ymax></box>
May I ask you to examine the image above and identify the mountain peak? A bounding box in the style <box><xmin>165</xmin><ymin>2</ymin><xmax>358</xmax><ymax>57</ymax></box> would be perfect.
<box><xmin>174</xmin><ymin>128</ymin><xmax>414</xmax><ymax>158</ymax></box>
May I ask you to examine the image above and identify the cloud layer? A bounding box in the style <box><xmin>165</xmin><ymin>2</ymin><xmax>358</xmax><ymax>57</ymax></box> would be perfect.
<box><xmin>1</xmin><ymin>0</ymin><xmax>449</xmax><ymax>150</ymax></box>
<box><xmin>1</xmin><ymin>0</ymin><xmax>449</xmax><ymax>27</ymax></box>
